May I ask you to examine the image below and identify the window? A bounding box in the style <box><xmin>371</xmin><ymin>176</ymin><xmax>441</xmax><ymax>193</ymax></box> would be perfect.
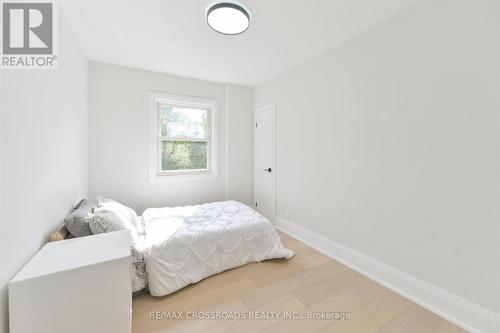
<box><xmin>149</xmin><ymin>92</ymin><xmax>218</xmax><ymax>181</ymax></box>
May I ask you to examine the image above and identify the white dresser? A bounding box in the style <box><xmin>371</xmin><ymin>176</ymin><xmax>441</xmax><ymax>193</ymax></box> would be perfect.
<box><xmin>9</xmin><ymin>230</ymin><xmax>132</xmax><ymax>333</ymax></box>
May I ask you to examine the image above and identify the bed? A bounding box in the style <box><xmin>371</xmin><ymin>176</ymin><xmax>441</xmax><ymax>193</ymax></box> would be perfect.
<box><xmin>58</xmin><ymin>199</ymin><xmax>294</xmax><ymax>297</ymax></box>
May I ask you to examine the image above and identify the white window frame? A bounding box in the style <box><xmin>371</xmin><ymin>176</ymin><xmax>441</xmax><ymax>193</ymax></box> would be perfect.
<box><xmin>148</xmin><ymin>91</ymin><xmax>219</xmax><ymax>183</ymax></box>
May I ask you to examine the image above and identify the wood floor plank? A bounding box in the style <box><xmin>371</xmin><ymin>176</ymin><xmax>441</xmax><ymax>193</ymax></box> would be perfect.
<box><xmin>228</xmin><ymin>294</ymin><xmax>306</xmax><ymax>333</ymax></box>
<box><xmin>240</xmin><ymin>260</ymin><xmax>347</xmax><ymax>309</ymax></box>
<box><xmin>246</xmin><ymin>250</ymin><xmax>331</xmax><ymax>286</ymax></box>
<box><xmin>376</xmin><ymin>303</ymin><xmax>449</xmax><ymax>333</ymax></box>
<box><xmin>132</xmin><ymin>277</ymin><xmax>255</xmax><ymax>332</ymax></box>
<box><xmin>432</xmin><ymin>320</ymin><xmax>469</xmax><ymax>333</ymax></box>
<box><xmin>292</xmin><ymin>269</ymin><xmax>366</xmax><ymax>307</ymax></box>
<box><xmin>167</xmin><ymin>298</ymin><xmax>248</xmax><ymax>333</ymax></box>
<box><xmin>318</xmin><ymin>288</ymin><xmax>412</xmax><ymax>333</ymax></box>
<box><xmin>260</xmin><ymin>278</ymin><xmax>384</xmax><ymax>333</ymax></box>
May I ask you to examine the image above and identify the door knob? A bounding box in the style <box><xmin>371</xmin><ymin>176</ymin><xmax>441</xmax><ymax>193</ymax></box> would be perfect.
<box><xmin>264</xmin><ymin>168</ymin><xmax>272</xmax><ymax>172</ymax></box>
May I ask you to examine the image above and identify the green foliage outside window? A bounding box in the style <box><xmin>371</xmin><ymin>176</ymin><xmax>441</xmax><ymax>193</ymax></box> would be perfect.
<box><xmin>159</xmin><ymin>105</ymin><xmax>209</xmax><ymax>172</ymax></box>
<box><xmin>161</xmin><ymin>141</ymin><xmax>207</xmax><ymax>171</ymax></box>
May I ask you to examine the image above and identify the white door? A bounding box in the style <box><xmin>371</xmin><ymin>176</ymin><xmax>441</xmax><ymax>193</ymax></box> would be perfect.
<box><xmin>254</xmin><ymin>102</ymin><xmax>275</xmax><ymax>222</ymax></box>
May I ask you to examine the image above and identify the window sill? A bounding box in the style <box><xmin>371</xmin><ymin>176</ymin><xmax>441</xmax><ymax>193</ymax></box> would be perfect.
<box><xmin>149</xmin><ymin>171</ymin><xmax>218</xmax><ymax>184</ymax></box>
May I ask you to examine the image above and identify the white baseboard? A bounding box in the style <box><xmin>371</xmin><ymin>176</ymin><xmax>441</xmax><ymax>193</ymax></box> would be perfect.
<box><xmin>275</xmin><ymin>216</ymin><xmax>500</xmax><ymax>333</ymax></box>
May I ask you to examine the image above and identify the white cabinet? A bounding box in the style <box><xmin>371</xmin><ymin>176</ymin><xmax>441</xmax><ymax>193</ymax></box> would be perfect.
<box><xmin>9</xmin><ymin>230</ymin><xmax>132</xmax><ymax>333</ymax></box>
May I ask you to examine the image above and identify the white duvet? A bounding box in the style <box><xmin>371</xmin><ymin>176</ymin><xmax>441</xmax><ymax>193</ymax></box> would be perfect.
<box><xmin>137</xmin><ymin>200</ymin><xmax>293</xmax><ymax>297</ymax></box>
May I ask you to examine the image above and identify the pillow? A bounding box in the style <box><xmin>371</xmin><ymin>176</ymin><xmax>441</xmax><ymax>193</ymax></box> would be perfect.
<box><xmin>88</xmin><ymin>210</ymin><xmax>138</xmax><ymax>240</ymax></box>
<box><xmin>64</xmin><ymin>199</ymin><xmax>97</xmax><ymax>237</ymax></box>
<box><xmin>96</xmin><ymin>196</ymin><xmax>138</xmax><ymax>228</ymax></box>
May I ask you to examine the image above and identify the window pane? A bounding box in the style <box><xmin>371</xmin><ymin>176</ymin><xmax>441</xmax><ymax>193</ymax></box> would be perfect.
<box><xmin>161</xmin><ymin>140</ymin><xmax>208</xmax><ymax>171</ymax></box>
<box><xmin>159</xmin><ymin>105</ymin><xmax>207</xmax><ymax>139</ymax></box>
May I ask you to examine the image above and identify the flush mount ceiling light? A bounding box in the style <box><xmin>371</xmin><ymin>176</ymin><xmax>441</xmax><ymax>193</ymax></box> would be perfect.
<box><xmin>207</xmin><ymin>2</ymin><xmax>250</xmax><ymax>35</ymax></box>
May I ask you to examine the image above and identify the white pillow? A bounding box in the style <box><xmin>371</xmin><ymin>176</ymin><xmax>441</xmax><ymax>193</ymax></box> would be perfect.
<box><xmin>96</xmin><ymin>196</ymin><xmax>138</xmax><ymax>228</ymax></box>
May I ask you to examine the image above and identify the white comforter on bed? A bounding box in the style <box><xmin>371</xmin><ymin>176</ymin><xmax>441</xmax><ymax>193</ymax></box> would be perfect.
<box><xmin>139</xmin><ymin>200</ymin><xmax>293</xmax><ymax>297</ymax></box>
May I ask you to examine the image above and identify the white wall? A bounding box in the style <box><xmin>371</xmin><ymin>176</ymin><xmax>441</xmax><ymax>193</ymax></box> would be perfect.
<box><xmin>0</xmin><ymin>13</ymin><xmax>88</xmax><ymax>333</ymax></box>
<box><xmin>255</xmin><ymin>0</ymin><xmax>500</xmax><ymax>316</ymax></box>
<box><xmin>226</xmin><ymin>84</ymin><xmax>253</xmax><ymax>206</ymax></box>
<box><xmin>88</xmin><ymin>62</ymin><xmax>253</xmax><ymax>213</ymax></box>
<box><xmin>0</xmin><ymin>68</ymin><xmax>5</xmax><ymax>333</ymax></box>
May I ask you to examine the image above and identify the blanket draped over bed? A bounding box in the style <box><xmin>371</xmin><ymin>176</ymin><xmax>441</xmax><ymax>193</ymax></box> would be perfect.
<box><xmin>133</xmin><ymin>200</ymin><xmax>293</xmax><ymax>297</ymax></box>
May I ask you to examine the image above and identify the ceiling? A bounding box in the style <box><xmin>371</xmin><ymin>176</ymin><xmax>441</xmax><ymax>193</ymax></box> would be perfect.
<box><xmin>59</xmin><ymin>0</ymin><xmax>417</xmax><ymax>87</ymax></box>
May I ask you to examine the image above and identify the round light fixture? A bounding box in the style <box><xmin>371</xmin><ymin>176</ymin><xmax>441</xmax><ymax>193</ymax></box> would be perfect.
<box><xmin>207</xmin><ymin>2</ymin><xmax>250</xmax><ymax>35</ymax></box>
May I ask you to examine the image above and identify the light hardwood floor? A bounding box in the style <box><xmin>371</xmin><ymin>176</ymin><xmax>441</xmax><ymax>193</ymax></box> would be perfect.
<box><xmin>133</xmin><ymin>231</ymin><xmax>467</xmax><ymax>333</ymax></box>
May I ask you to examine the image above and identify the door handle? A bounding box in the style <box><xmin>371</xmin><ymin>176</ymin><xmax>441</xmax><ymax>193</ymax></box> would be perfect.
<box><xmin>264</xmin><ymin>168</ymin><xmax>272</xmax><ymax>173</ymax></box>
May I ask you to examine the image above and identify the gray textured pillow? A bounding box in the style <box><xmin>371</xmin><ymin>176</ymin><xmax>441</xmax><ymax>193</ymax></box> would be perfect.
<box><xmin>88</xmin><ymin>210</ymin><xmax>138</xmax><ymax>240</ymax></box>
<box><xmin>64</xmin><ymin>199</ymin><xmax>97</xmax><ymax>237</ymax></box>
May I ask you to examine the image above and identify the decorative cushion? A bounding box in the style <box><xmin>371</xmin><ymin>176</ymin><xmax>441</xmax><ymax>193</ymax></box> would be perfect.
<box><xmin>64</xmin><ymin>199</ymin><xmax>97</xmax><ymax>237</ymax></box>
<box><xmin>88</xmin><ymin>210</ymin><xmax>138</xmax><ymax>240</ymax></box>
